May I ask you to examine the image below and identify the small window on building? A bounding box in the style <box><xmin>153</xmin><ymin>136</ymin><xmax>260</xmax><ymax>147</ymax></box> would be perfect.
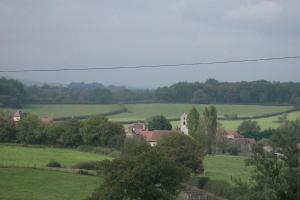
<box><xmin>183</xmin><ymin>122</ymin><xmax>186</xmax><ymax>125</ymax></box>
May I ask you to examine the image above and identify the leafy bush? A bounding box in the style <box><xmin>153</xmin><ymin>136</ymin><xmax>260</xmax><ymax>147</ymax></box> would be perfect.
<box><xmin>77</xmin><ymin>169</ymin><xmax>90</xmax><ymax>175</ymax></box>
<box><xmin>71</xmin><ymin>161</ymin><xmax>97</xmax><ymax>170</ymax></box>
<box><xmin>203</xmin><ymin>179</ymin><xmax>235</xmax><ymax>199</ymax></box>
<box><xmin>198</xmin><ymin>176</ymin><xmax>210</xmax><ymax>189</ymax></box>
<box><xmin>46</xmin><ymin>160</ymin><xmax>62</xmax><ymax>168</ymax></box>
<box><xmin>146</xmin><ymin>115</ymin><xmax>172</xmax><ymax>131</ymax></box>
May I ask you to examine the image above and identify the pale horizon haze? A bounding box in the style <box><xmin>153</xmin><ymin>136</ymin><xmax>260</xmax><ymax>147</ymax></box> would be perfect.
<box><xmin>0</xmin><ymin>0</ymin><xmax>300</xmax><ymax>88</ymax></box>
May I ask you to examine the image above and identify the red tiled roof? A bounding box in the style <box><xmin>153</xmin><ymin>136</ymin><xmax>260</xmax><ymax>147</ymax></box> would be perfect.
<box><xmin>140</xmin><ymin>130</ymin><xmax>175</xmax><ymax>142</ymax></box>
<box><xmin>224</xmin><ymin>130</ymin><xmax>243</xmax><ymax>138</ymax></box>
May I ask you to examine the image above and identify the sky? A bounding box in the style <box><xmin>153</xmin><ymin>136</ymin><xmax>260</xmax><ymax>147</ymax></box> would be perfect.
<box><xmin>0</xmin><ymin>0</ymin><xmax>300</xmax><ymax>88</ymax></box>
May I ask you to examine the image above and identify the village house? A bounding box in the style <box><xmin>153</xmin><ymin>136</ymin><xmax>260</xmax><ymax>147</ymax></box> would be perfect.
<box><xmin>13</xmin><ymin>110</ymin><xmax>23</xmax><ymax>122</ymax></box>
<box><xmin>225</xmin><ymin>130</ymin><xmax>255</xmax><ymax>154</ymax></box>
<box><xmin>125</xmin><ymin>121</ymin><xmax>178</xmax><ymax>146</ymax></box>
<box><xmin>140</xmin><ymin>130</ymin><xmax>178</xmax><ymax>146</ymax></box>
<box><xmin>125</xmin><ymin>122</ymin><xmax>146</xmax><ymax>137</ymax></box>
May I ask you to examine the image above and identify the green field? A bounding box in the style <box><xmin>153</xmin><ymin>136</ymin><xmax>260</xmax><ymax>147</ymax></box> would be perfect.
<box><xmin>219</xmin><ymin>111</ymin><xmax>300</xmax><ymax>130</ymax></box>
<box><xmin>171</xmin><ymin>111</ymin><xmax>300</xmax><ymax>131</ymax></box>
<box><xmin>0</xmin><ymin>144</ymin><xmax>250</xmax><ymax>182</ymax></box>
<box><xmin>204</xmin><ymin>155</ymin><xmax>251</xmax><ymax>182</ymax></box>
<box><xmin>0</xmin><ymin>144</ymin><xmax>111</xmax><ymax>168</ymax></box>
<box><xmin>109</xmin><ymin>104</ymin><xmax>292</xmax><ymax>122</ymax></box>
<box><xmin>0</xmin><ymin>168</ymin><xmax>100</xmax><ymax>200</ymax></box>
<box><xmin>1</xmin><ymin>104</ymin><xmax>120</xmax><ymax>118</ymax></box>
<box><xmin>0</xmin><ymin>145</ymin><xmax>250</xmax><ymax>199</ymax></box>
<box><xmin>0</xmin><ymin>103</ymin><xmax>291</xmax><ymax>120</ymax></box>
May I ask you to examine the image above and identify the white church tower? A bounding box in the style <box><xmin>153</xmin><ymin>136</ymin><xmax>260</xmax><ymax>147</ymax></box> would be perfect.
<box><xmin>180</xmin><ymin>113</ymin><xmax>189</xmax><ymax>135</ymax></box>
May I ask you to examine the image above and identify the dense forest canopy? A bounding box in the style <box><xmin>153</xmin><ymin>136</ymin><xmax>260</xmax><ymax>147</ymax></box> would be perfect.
<box><xmin>1</xmin><ymin>77</ymin><xmax>300</xmax><ymax>108</ymax></box>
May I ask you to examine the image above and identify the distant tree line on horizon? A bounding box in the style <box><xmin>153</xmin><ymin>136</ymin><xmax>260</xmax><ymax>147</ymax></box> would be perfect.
<box><xmin>1</xmin><ymin>77</ymin><xmax>300</xmax><ymax>108</ymax></box>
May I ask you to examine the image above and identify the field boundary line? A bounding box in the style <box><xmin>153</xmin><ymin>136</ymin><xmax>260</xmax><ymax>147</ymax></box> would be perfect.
<box><xmin>52</xmin><ymin>104</ymin><xmax>128</xmax><ymax>121</ymax></box>
<box><xmin>116</xmin><ymin>108</ymin><xmax>300</xmax><ymax>124</ymax></box>
<box><xmin>0</xmin><ymin>164</ymin><xmax>97</xmax><ymax>176</ymax></box>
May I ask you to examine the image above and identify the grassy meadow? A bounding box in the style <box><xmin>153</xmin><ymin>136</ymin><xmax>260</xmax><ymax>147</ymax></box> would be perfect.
<box><xmin>1</xmin><ymin>104</ymin><xmax>120</xmax><ymax>118</ymax></box>
<box><xmin>0</xmin><ymin>145</ymin><xmax>251</xmax><ymax>199</ymax></box>
<box><xmin>171</xmin><ymin>110</ymin><xmax>300</xmax><ymax>130</ymax></box>
<box><xmin>0</xmin><ymin>144</ymin><xmax>250</xmax><ymax>181</ymax></box>
<box><xmin>0</xmin><ymin>103</ymin><xmax>292</xmax><ymax>120</ymax></box>
<box><xmin>0</xmin><ymin>144</ymin><xmax>111</xmax><ymax>168</ymax></box>
<box><xmin>203</xmin><ymin>155</ymin><xmax>251</xmax><ymax>182</ymax></box>
<box><xmin>109</xmin><ymin>104</ymin><xmax>292</xmax><ymax>122</ymax></box>
<box><xmin>0</xmin><ymin>168</ymin><xmax>100</xmax><ymax>200</ymax></box>
<box><xmin>219</xmin><ymin>111</ymin><xmax>300</xmax><ymax>130</ymax></box>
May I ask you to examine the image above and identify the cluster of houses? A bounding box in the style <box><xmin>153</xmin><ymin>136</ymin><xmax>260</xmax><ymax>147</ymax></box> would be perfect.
<box><xmin>126</xmin><ymin>112</ymin><xmax>255</xmax><ymax>153</ymax></box>
<box><xmin>15</xmin><ymin>110</ymin><xmax>285</xmax><ymax>154</ymax></box>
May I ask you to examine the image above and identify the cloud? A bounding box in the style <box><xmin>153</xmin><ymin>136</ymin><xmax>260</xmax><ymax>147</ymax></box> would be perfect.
<box><xmin>228</xmin><ymin>1</ymin><xmax>281</xmax><ymax>21</ymax></box>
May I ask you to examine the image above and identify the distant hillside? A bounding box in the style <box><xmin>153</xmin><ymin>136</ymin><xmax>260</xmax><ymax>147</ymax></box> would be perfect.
<box><xmin>1</xmin><ymin>77</ymin><xmax>300</xmax><ymax>108</ymax></box>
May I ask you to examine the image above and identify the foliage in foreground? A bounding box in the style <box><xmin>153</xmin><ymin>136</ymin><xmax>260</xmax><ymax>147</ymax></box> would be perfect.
<box><xmin>91</xmin><ymin>135</ymin><xmax>205</xmax><ymax>200</ymax></box>
<box><xmin>233</xmin><ymin>119</ymin><xmax>300</xmax><ymax>200</ymax></box>
<box><xmin>157</xmin><ymin>133</ymin><xmax>204</xmax><ymax>174</ymax></box>
<box><xmin>91</xmin><ymin>147</ymin><xmax>187</xmax><ymax>200</ymax></box>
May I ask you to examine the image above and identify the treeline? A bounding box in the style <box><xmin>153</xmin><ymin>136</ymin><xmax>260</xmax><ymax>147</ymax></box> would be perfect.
<box><xmin>0</xmin><ymin>78</ymin><xmax>25</xmax><ymax>108</ymax></box>
<box><xmin>0</xmin><ymin>111</ymin><xmax>125</xmax><ymax>149</ymax></box>
<box><xmin>1</xmin><ymin>77</ymin><xmax>300</xmax><ymax>108</ymax></box>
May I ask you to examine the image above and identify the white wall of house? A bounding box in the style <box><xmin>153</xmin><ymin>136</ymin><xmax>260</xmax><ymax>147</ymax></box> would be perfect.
<box><xmin>180</xmin><ymin>113</ymin><xmax>189</xmax><ymax>135</ymax></box>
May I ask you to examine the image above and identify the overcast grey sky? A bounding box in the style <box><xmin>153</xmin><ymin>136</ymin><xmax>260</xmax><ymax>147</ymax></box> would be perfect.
<box><xmin>0</xmin><ymin>0</ymin><xmax>299</xmax><ymax>88</ymax></box>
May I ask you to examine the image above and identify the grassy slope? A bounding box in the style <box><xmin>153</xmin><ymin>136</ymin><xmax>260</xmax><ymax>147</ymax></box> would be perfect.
<box><xmin>0</xmin><ymin>144</ymin><xmax>250</xmax><ymax>181</ymax></box>
<box><xmin>0</xmin><ymin>144</ymin><xmax>250</xmax><ymax>199</ymax></box>
<box><xmin>0</xmin><ymin>145</ymin><xmax>111</xmax><ymax>168</ymax></box>
<box><xmin>172</xmin><ymin>111</ymin><xmax>300</xmax><ymax>130</ymax></box>
<box><xmin>220</xmin><ymin>111</ymin><xmax>300</xmax><ymax>130</ymax></box>
<box><xmin>0</xmin><ymin>168</ymin><xmax>100</xmax><ymax>200</ymax></box>
<box><xmin>203</xmin><ymin>155</ymin><xmax>251</xmax><ymax>182</ymax></box>
<box><xmin>109</xmin><ymin>104</ymin><xmax>292</xmax><ymax>122</ymax></box>
<box><xmin>0</xmin><ymin>104</ymin><xmax>120</xmax><ymax>118</ymax></box>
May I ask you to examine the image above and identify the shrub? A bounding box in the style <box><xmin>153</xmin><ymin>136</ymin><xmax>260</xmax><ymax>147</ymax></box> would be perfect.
<box><xmin>46</xmin><ymin>160</ymin><xmax>62</xmax><ymax>168</ymax></box>
<box><xmin>77</xmin><ymin>169</ymin><xmax>90</xmax><ymax>175</ymax></box>
<box><xmin>203</xmin><ymin>179</ymin><xmax>235</xmax><ymax>199</ymax></box>
<box><xmin>198</xmin><ymin>176</ymin><xmax>210</xmax><ymax>189</ymax></box>
<box><xmin>71</xmin><ymin>161</ymin><xmax>97</xmax><ymax>170</ymax></box>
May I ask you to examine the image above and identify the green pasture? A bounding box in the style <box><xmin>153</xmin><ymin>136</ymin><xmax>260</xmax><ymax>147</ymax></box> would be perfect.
<box><xmin>0</xmin><ymin>144</ymin><xmax>251</xmax><ymax>199</ymax></box>
<box><xmin>0</xmin><ymin>168</ymin><xmax>100</xmax><ymax>200</ymax></box>
<box><xmin>109</xmin><ymin>104</ymin><xmax>292</xmax><ymax>122</ymax></box>
<box><xmin>0</xmin><ymin>104</ymin><xmax>120</xmax><ymax>118</ymax></box>
<box><xmin>0</xmin><ymin>144</ymin><xmax>111</xmax><ymax>168</ymax></box>
<box><xmin>0</xmin><ymin>144</ymin><xmax>250</xmax><ymax>182</ymax></box>
<box><xmin>172</xmin><ymin>111</ymin><xmax>300</xmax><ymax>131</ymax></box>
<box><xmin>220</xmin><ymin>111</ymin><xmax>300</xmax><ymax>130</ymax></box>
<box><xmin>203</xmin><ymin>155</ymin><xmax>251</xmax><ymax>182</ymax></box>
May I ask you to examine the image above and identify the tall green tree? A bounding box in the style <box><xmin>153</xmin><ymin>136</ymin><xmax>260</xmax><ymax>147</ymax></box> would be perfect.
<box><xmin>146</xmin><ymin>115</ymin><xmax>172</xmax><ymax>131</ymax></box>
<box><xmin>238</xmin><ymin>120</ymin><xmax>261</xmax><ymax>134</ymax></box>
<box><xmin>44</xmin><ymin>123</ymin><xmax>64</xmax><ymax>145</ymax></box>
<box><xmin>81</xmin><ymin>116</ymin><xmax>125</xmax><ymax>149</ymax></box>
<box><xmin>234</xmin><ymin>119</ymin><xmax>300</xmax><ymax>200</ymax></box>
<box><xmin>202</xmin><ymin>106</ymin><xmax>217</xmax><ymax>154</ymax></box>
<box><xmin>157</xmin><ymin>133</ymin><xmax>204</xmax><ymax>174</ymax></box>
<box><xmin>0</xmin><ymin>78</ymin><xmax>25</xmax><ymax>108</ymax></box>
<box><xmin>16</xmin><ymin>113</ymin><xmax>45</xmax><ymax>144</ymax></box>
<box><xmin>0</xmin><ymin>111</ymin><xmax>16</xmax><ymax>142</ymax></box>
<box><xmin>187</xmin><ymin>106</ymin><xmax>199</xmax><ymax>138</ymax></box>
<box><xmin>61</xmin><ymin>119</ymin><xmax>82</xmax><ymax>146</ymax></box>
<box><xmin>92</xmin><ymin>147</ymin><xmax>187</xmax><ymax>200</ymax></box>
